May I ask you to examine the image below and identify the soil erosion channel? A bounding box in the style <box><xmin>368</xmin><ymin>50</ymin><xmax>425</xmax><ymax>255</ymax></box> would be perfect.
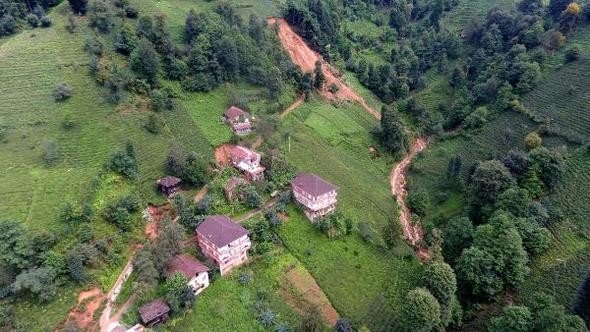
<box><xmin>270</xmin><ymin>17</ymin><xmax>428</xmax><ymax>258</ymax></box>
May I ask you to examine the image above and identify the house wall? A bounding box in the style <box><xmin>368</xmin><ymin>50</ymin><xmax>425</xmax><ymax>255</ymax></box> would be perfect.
<box><xmin>292</xmin><ymin>187</ymin><xmax>337</xmax><ymax>211</ymax></box>
<box><xmin>197</xmin><ymin>234</ymin><xmax>251</xmax><ymax>276</ymax></box>
<box><xmin>188</xmin><ymin>272</ymin><xmax>209</xmax><ymax>295</ymax></box>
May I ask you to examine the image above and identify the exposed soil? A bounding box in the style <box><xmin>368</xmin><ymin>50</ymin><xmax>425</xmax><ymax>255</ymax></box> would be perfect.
<box><xmin>280</xmin><ymin>266</ymin><xmax>339</xmax><ymax>326</ymax></box>
<box><xmin>390</xmin><ymin>138</ymin><xmax>430</xmax><ymax>260</ymax></box>
<box><xmin>214</xmin><ymin>144</ymin><xmax>234</xmax><ymax>167</ymax></box>
<box><xmin>280</xmin><ymin>94</ymin><xmax>305</xmax><ymax>119</ymax></box>
<box><xmin>269</xmin><ymin>18</ymin><xmax>381</xmax><ymax>120</ymax></box>
<box><xmin>194</xmin><ymin>185</ymin><xmax>210</xmax><ymax>204</ymax></box>
<box><xmin>62</xmin><ymin>287</ymin><xmax>104</xmax><ymax>331</ymax></box>
<box><xmin>98</xmin><ymin>252</ymin><xmax>137</xmax><ymax>332</ymax></box>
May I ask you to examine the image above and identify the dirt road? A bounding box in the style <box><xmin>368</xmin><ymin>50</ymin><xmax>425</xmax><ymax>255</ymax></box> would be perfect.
<box><xmin>280</xmin><ymin>95</ymin><xmax>305</xmax><ymax>119</ymax></box>
<box><xmin>390</xmin><ymin>138</ymin><xmax>429</xmax><ymax>260</ymax></box>
<box><xmin>269</xmin><ymin>18</ymin><xmax>381</xmax><ymax>120</ymax></box>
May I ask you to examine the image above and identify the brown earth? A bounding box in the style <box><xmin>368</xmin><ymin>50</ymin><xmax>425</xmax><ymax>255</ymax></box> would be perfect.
<box><xmin>280</xmin><ymin>266</ymin><xmax>339</xmax><ymax>326</ymax></box>
<box><xmin>61</xmin><ymin>287</ymin><xmax>104</xmax><ymax>331</ymax></box>
<box><xmin>214</xmin><ymin>143</ymin><xmax>234</xmax><ymax>167</ymax></box>
<box><xmin>279</xmin><ymin>94</ymin><xmax>305</xmax><ymax>119</ymax></box>
<box><xmin>268</xmin><ymin>18</ymin><xmax>381</xmax><ymax>120</ymax></box>
<box><xmin>194</xmin><ymin>184</ymin><xmax>210</xmax><ymax>204</ymax></box>
<box><xmin>390</xmin><ymin>138</ymin><xmax>429</xmax><ymax>260</ymax></box>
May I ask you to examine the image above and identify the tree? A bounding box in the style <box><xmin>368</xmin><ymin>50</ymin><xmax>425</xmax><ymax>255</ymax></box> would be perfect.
<box><xmin>380</xmin><ymin>104</ymin><xmax>409</xmax><ymax>155</ymax></box>
<box><xmin>401</xmin><ymin>288</ymin><xmax>441</xmax><ymax>332</ymax></box>
<box><xmin>11</xmin><ymin>267</ymin><xmax>56</xmax><ymax>302</ymax></box>
<box><xmin>214</xmin><ymin>36</ymin><xmax>239</xmax><ymax>81</ymax></box>
<box><xmin>314</xmin><ymin>61</ymin><xmax>325</xmax><ymax>89</ymax></box>
<box><xmin>547</xmin><ymin>31</ymin><xmax>566</xmax><ymax>50</ymax></box>
<box><xmin>530</xmin><ymin>292</ymin><xmax>588</xmax><ymax>331</ymax></box>
<box><xmin>489</xmin><ymin>306</ymin><xmax>532</xmax><ymax>332</ymax></box>
<box><xmin>133</xmin><ymin>246</ymin><xmax>158</xmax><ymax>291</ymax></box>
<box><xmin>503</xmin><ymin>150</ymin><xmax>530</xmax><ymax>178</ymax></box>
<box><xmin>108</xmin><ymin>146</ymin><xmax>138</xmax><ymax>179</ymax></box>
<box><xmin>421</xmin><ymin>262</ymin><xmax>459</xmax><ymax>327</ymax></box>
<box><xmin>68</xmin><ymin>0</ymin><xmax>88</xmax><ymax>15</ymax></box>
<box><xmin>114</xmin><ymin>22</ymin><xmax>138</xmax><ymax>55</ymax></box>
<box><xmin>300</xmin><ymin>304</ymin><xmax>327</xmax><ymax>332</ymax></box>
<box><xmin>514</xmin><ymin>218</ymin><xmax>551</xmax><ymax>256</ymax></box>
<box><xmin>524</xmin><ymin>132</ymin><xmax>542</xmax><ymax>150</ymax></box>
<box><xmin>88</xmin><ymin>0</ymin><xmax>113</xmax><ymax>33</ymax></box>
<box><xmin>573</xmin><ymin>273</ymin><xmax>590</xmax><ymax>327</ymax></box>
<box><xmin>244</xmin><ymin>186</ymin><xmax>262</xmax><ymax>208</ymax></box>
<box><xmin>469</xmin><ymin>160</ymin><xmax>514</xmax><ymax>215</ymax></box>
<box><xmin>0</xmin><ymin>220</ymin><xmax>33</xmax><ymax>270</ymax></box>
<box><xmin>407</xmin><ymin>190</ymin><xmax>430</xmax><ymax>217</ymax></box>
<box><xmin>26</xmin><ymin>14</ymin><xmax>39</xmax><ymax>28</ymax></box>
<box><xmin>495</xmin><ymin>187</ymin><xmax>531</xmax><ymax>217</ymax></box>
<box><xmin>66</xmin><ymin>251</ymin><xmax>86</xmax><ymax>282</ymax></box>
<box><xmin>300</xmin><ymin>72</ymin><xmax>314</xmax><ymax>97</ymax></box>
<box><xmin>130</xmin><ymin>38</ymin><xmax>160</xmax><ymax>85</ymax></box>
<box><xmin>335</xmin><ymin>318</ymin><xmax>353</xmax><ymax>332</ymax></box>
<box><xmin>143</xmin><ymin>114</ymin><xmax>162</xmax><ymax>134</ymax></box>
<box><xmin>53</xmin><ymin>83</ymin><xmax>72</xmax><ymax>101</ymax></box>
<box><xmin>566</xmin><ymin>45</ymin><xmax>582</xmax><ymax>62</ymax></box>
<box><xmin>549</xmin><ymin>0</ymin><xmax>571</xmax><ymax>18</ymax></box>
<box><xmin>529</xmin><ymin>147</ymin><xmax>565</xmax><ymax>190</ymax></box>
<box><xmin>165</xmin><ymin>272</ymin><xmax>193</xmax><ymax>313</ymax></box>
<box><xmin>151</xmin><ymin>220</ymin><xmax>184</xmax><ymax>276</ymax></box>
<box><xmin>442</xmin><ymin>216</ymin><xmax>474</xmax><ymax>263</ymax></box>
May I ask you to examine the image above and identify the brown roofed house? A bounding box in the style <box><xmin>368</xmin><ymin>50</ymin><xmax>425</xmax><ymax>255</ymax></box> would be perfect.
<box><xmin>230</xmin><ymin>146</ymin><xmax>265</xmax><ymax>181</ymax></box>
<box><xmin>156</xmin><ymin>176</ymin><xmax>182</xmax><ymax>197</ymax></box>
<box><xmin>138</xmin><ymin>299</ymin><xmax>170</xmax><ymax>327</ymax></box>
<box><xmin>224</xmin><ymin>106</ymin><xmax>252</xmax><ymax>135</ymax></box>
<box><xmin>196</xmin><ymin>215</ymin><xmax>251</xmax><ymax>276</ymax></box>
<box><xmin>291</xmin><ymin>173</ymin><xmax>338</xmax><ymax>222</ymax></box>
<box><xmin>167</xmin><ymin>255</ymin><xmax>210</xmax><ymax>295</ymax></box>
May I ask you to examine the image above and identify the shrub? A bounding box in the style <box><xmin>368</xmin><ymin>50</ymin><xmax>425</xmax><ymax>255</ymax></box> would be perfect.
<box><xmin>124</xmin><ymin>6</ymin><xmax>138</xmax><ymax>18</ymax></box>
<box><xmin>26</xmin><ymin>14</ymin><xmax>40</xmax><ymax>28</ymax></box>
<box><xmin>108</xmin><ymin>143</ymin><xmax>138</xmax><ymax>179</ymax></box>
<box><xmin>143</xmin><ymin>114</ymin><xmax>162</xmax><ymax>134</ymax></box>
<box><xmin>565</xmin><ymin>45</ymin><xmax>581</xmax><ymax>63</ymax></box>
<box><xmin>65</xmin><ymin>14</ymin><xmax>77</xmax><ymax>33</ymax></box>
<box><xmin>0</xmin><ymin>15</ymin><xmax>17</xmax><ymax>36</ymax></box>
<box><xmin>40</xmin><ymin>16</ymin><xmax>52</xmax><ymax>28</ymax></box>
<box><xmin>524</xmin><ymin>132</ymin><xmax>542</xmax><ymax>150</ymax></box>
<box><xmin>259</xmin><ymin>309</ymin><xmax>276</xmax><ymax>327</ymax></box>
<box><xmin>244</xmin><ymin>186</ymin><xmax>262</xmax><ymax>208</ymax></box>
<box><xmin>407</xmin><ymin>190</ymin><xmax>430</xmax><ymax>217</ymax></box>
<box><xmin>53</xmin><ymin>83</ymin><xmax>73</xmax><ymax>101</ymax></box>
<box><xmin>41</xmin><ymin>139</ymin><xmax>60</xmax><ymax>166</ymax></box>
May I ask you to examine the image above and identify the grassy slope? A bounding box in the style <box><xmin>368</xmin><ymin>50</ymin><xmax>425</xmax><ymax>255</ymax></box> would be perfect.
<box><xmin>442</xmin><ymin>0</ymin><xmax>518</xmax><ymax>31</ymax></box>
<box><xmin>0</xmin><ymin>3</ymin><xmax>212</xmax><ymax>330</ymax></box>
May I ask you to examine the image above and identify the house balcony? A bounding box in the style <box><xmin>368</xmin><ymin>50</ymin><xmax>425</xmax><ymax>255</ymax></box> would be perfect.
<box><xmin>294</xmin><ymin>195</ymin><xmax>337</xmax><ymax>211</ymax></box>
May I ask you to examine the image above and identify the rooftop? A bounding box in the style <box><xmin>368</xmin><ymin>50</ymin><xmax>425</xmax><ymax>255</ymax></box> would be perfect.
<box><xmin>167</xmin><ymin>254</ymin><xmax>209</xmax><ymax>279</ymax></box>
<box><xmin>291</xmin><ymin>173</ymin><xmax>337</xmax><ymax>197</ymax></box>
<box><xmin>157</xmin><ymin>176</ymin><xmax>181</xmax><ymax>188</ymax></box>
<box><xmin>138</xmin><ymin>299</ymin><xmax>170</xmax><ymax>323</ymax></box>
<box><xmin>231</xmin><ymin>146</ymin><xmax>259</xmax><ymax>161</ymax></box>
<box><xmin>224</xmin><ymin>106</ymin><xmax>249</xmax><ymax>119</ymax></box>
<box><xmin>197</xmin><ymin>215</ymin><xmax>249</xmax><ymax>248</ymax></box>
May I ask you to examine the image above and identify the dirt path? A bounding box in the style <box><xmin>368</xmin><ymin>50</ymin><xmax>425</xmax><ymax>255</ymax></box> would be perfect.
<box><xmin>269</xmin><ymin>18</ymin><xmax>381</xmax><ymax>120</ymax></box>
<box><xmin>280</xmin><ymin>95</ymin><xmax>305</xmax><ymax>119</ymax></box>
<box><xmin>233</xmin><ymin>197</ymin><xmax>278</xmax><ymax>223</ymax></box>
<box><xmin>62</xmin><ymin>287</ymin><xmax>104</xmax><ymax>331</ymax></box>
<box><xmin>280</xmin><ymin>266</ymin><xmax>339</xmax><ymax>326</ymax></box>
<box><xmin>390</xmin><ymin>138</ymin><xmax>429</xmax><ymax>260</ymax></box>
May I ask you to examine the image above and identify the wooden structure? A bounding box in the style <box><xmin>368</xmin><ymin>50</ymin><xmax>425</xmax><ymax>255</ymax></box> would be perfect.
<box><xmin>156</xmin><ymin>176</ymin><xmax>182</xmax><ymax>197</ymax></box>
<box><xmin>138</xmin><ymin>299</ymin><xmax>170</xmax><ymax>327</ymax></box>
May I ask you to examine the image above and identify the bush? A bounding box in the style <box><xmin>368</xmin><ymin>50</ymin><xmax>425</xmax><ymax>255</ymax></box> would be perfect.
<box><xmin>108</xmin><ymin>143</ymin><xmax>138</xmax><ymax>179</ymax></box>
<box><xmin>407</xmin><ymin>190</ymin><xmax>430</xmax><ymax>217</ymax></box>
<box><xmin>565</xmin><ymin>46</ymin><xmax>581</xmax><ymax>63</ymax></box>
<box><xmin>41</xmin><ymin>139</ymin><xmax>60</xmax><ymax>166</ymax></box>
<box><xmin>26</xmin><ymin>14</ymin><xmax>40</xmax><ymax>28</ymax></box>
<box><xmin>143</xmin><ymin>114</ymin><xmax>162</xmax><ymax>134</ymax></box>
<box><xmin>524</xmin><ymin>132</ymin><xmax>542</xmax><ymax>150</ymax></box>
<box><xmin>0</xmin><ymin>15</ymin><xmax>17</xmax><ymax>36</ymax></box>
<box><xmin>40</xmin><ymin>16</ymin><xmax>52</xmax><ymax>28</ymax></box>
<box><xmin>124</xmin><ymin>6</ymin><xmax>138</xmax><ymax>18</ymax></box>
<box><xmin>53</xmin><ymin>83</ymin><xmax>73</xmax><ymax>101</ymax></box>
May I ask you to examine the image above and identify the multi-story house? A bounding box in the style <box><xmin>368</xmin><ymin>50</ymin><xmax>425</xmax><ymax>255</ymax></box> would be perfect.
<box><xmin>196</xmin><ymin>215</ymin><xmax>251</xmax><ymax>276</ymax></box>
<box><xmin>291</xmin><ymin>173</ymin><xmax>338</xmax><ymax>221</ymax></box>
<box><xmin>224</xmin><ymin>106</ymin><xmax>252</xmax><ymax>135</ymax></box>
<box><xmin>167</xmin><ymin>255</ymin><xmax>210</xmax><ymax>295</ymax></box>
<box><xmin>230</xmin><ymin>146</ymin><xmax>265</xmax><ymax>181</ymax></box>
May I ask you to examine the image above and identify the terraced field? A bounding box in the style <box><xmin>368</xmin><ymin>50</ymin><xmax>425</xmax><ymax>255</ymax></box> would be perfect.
<box><xmin>442</xmin><ymin>0</ymin><xmax>518</xmax><ymax>31</ymax></box>
<box><xmin>519</xmin><ymin>150</ymin><xmax>590</xmax><ymax>307</ymax></box>
<box><xmin>523</xmin><ymin>58</ymin><xmax>590</xmax><ymax>145</ymax></box>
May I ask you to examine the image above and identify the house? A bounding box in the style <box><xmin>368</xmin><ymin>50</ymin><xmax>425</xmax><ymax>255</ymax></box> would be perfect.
<box><xmin>224</xmin><ymin>106</ymin><xmax>252</xmax><ymax>135</ymax></box>
<box><xmin>138</xmin><ymin>299</ymin><xmax>170</xmax><ymax>327</ymax></box>
<box><xmin>230</xmin><ymin>146</ymin><xmax>265</xmax><ymax>181</ymax></box>
<box><xmin>156</xmin><ymin>176</ymin><xmax>182</xmax><ymax>197</ymax></box>
<box><xmin>224</xmin><ymin>176</ymin><xmax>245</xmax><ymax>201</ymax></box>
<box><xmin>291</xmin><ymin>173</ymin><xmax>338</xmax><ymax>221</ymax></box>
<box><xmin>167</xmin><ymin>254</ymin><xmax>210</xmax><ymax>295</ymax></box>
<box><xmin>196</xmin><ymin>215</ymin><xmax>251</xmax><ymax>276</ymax></box>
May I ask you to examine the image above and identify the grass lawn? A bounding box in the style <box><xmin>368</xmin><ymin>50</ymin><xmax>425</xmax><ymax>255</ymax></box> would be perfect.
<box><xmin>278</xmin><ymin>206</ymin><xmax>422</xmax><ymax>330</ymax></box>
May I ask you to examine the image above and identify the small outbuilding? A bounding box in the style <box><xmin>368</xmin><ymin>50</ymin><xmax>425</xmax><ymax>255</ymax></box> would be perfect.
<box><xmin>157</xmin><ymin>176</ymin><xmax>182</xmax><ymax>197</ymax></box>
<box><xmin>224</xmin><ymin>106</ymin><xmax>252</xmax><ymax>135</ymax></box>
<box><xmin>138</xmin><ymin>299</ymin><xmax>170</xmax><ymax>327</ymax></box>
<box><xmin>167</xmin><ymin>254</ymin><xmax>210</xmax><ymax>295</ymax></box>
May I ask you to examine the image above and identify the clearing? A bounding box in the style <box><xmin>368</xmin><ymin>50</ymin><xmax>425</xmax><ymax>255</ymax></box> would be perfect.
<box><xmin>62</xmin><ymin>287</ymin><xmax>104</xmax><ymax>331</ymax></box>
<box><xmin>268</xmin><ymin>18</ymin><xmax>381</xmax><ymax>120</ymax></box>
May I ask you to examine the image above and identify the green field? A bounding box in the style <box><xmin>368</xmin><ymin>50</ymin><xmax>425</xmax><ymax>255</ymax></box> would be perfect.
<box><xmin>442</xmin><ymin>0</ymin><xmax>518</xmax><ymax>31</ymax></box>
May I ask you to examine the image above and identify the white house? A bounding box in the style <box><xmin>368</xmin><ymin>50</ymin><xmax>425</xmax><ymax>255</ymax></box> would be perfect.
<box><xmin>167</xmin><ymin>255</ymin><xmax>210</xmax><ymax>295</ymax></box>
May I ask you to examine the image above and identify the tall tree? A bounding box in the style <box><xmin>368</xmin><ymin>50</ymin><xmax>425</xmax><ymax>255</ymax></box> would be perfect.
<box><xmin>68</xmin><ymin>0</ymin><xmax>88</xmax><ymax>15</ymax></box>
<box><xmin>380</xmin><ymin>104</ymin><xmax>409</xmax><ymax>155</ymax></box>
<box><xmin>401</xmin><ymin>288</ymin><xmax>442</xmax><ymax>332</ymax></box>
<box><xmin>421</xmin><ymin>262</ymin><xmax>459</xmax><ymax>327</ymax></box>
<box><xmin>130</xmin><ymin>38</ymin><xmax>160</xmax><ymax>85</ymax></box>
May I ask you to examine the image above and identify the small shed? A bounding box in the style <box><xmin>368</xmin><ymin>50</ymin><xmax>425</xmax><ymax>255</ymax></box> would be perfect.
<box><xmin>138</xmin><ymin>299</ymin><xmax>170</xmax><ymax>327</ymax></box>
<box><xmin>157</xmin><ymin>176</ymin><xmax>182</xmax><ymax>197</ymax></box>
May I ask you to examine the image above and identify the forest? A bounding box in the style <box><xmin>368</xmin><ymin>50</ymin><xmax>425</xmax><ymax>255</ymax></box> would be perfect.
<box><xmin>0</xmin><ymin>0</ymin><xmax>589</xmax><ymax>331</ymax></box>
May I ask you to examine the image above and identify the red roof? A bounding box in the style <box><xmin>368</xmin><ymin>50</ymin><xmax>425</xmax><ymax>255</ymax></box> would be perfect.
<box><xmin>138</xmin><ymin>299</ymin><xmax>170</xmax><ymax>323</ymax></box>
<box><xmin>157</xmin><ymin>176</ymin><xmax>181</xmax><ymax>188</ymax></box>
<box><xmin>291</xmin><ymin>173</ymin><xmax>337</xmax><ymax>197</ymax></box>
<box><xmin>224</xmin><ymin>106</ymin><xmax>249</xmax><ymax>120</ymax></box>
<box><xmin>197</xmin><ymin>215</ymin><xmax>248</xmax><ymax>248</ymax></box>
<box><xmin>167</xmin><ymin>254</ymin><xmax>209</xmax><ymax>279</ymax></box>
<box><xmin>231</xmin><ymin>146</ymin><xmax>258</xmax><ymax>161</ymax></box>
